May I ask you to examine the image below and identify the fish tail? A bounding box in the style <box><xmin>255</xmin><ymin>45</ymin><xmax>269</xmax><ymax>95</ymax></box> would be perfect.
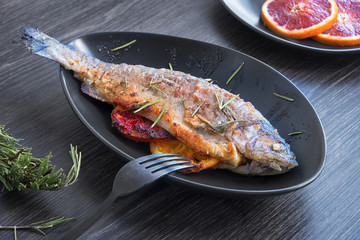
<box><xmin>18</xmin><ymin>26</ymin><xmax>78</xmax><ymax>70</ymax></box>
<box><xmin>18</xmin><ymin>26</ymin><xmax>62</xmax><ymax>58</ymax></box>
<box><xmin>19</xmin><ymin>27</ymin><xmax>107</xmax><ymax>101</ymax></box>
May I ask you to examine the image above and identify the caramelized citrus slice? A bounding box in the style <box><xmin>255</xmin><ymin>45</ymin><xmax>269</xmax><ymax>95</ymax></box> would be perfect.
<box><xmin>150</xmin><ymin>139</ymin><xmax>220</xmax><ymax>173</ymax></box>
<box><xmin>111</xmin><ymin>106</ymin><xmax>173</xmax><ymax>142</ymax></box>
<box><xmin>261</xmin><ymin>0</ymin><xmax>338</xmax><ymax>39</ymax></box>
<box><xmin>313</xmin><ymin>0</ymin><xmax>360</xmax><ymax>46</ymax></box>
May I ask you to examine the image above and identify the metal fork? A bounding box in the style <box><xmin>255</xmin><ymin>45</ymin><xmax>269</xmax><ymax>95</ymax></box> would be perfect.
<box><xmin>60</xmin><ymin>153</ymin><xmax>194</xmax><ymax>240</ymax></box>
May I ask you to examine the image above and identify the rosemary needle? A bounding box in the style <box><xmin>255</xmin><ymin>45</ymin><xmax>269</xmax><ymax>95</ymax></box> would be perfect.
<box><xmin>214</xmin><ymin>92</ymin><xmax>222</xmax><ymax>110</ymax></box>
<box><xmin>273</xmin><ymin>92</ymin><xmax>294</xmax><ymax>102</ymax></box>
<box><xmin>169</xmin><ymin>63</ymin><xmax>173</xmax><ymax>71</ymax></box>
<box><xmin>197</xmin><ymin>115</ymin><xmax>216</xmax><ymax>131</ymax></box>
<box><xmin>144</xmin><ymin>81</ymin><xmax>167</xmax><ymax>98</ymax></box>
<box><xmin>134</xmin><ymin>100</ymin><xmax>160</xmax><ymax>113</ymax></box>
<box><xmin>216</xmin><ymin>120</ymin><xmax>248</xmax><ymax>132</ymax></box>
<box><xmin>150</xmin><ymin>85</ymin><xmax>168</xmax><ymax>98</ymax></box>
<box><xmin>214</xmin><ymin>92</ymin><xmax>238</xmax><ymax>110</ymax></box>
<box><xmin>145</xmin><ymin>81</ymin><xmax>162</xmax><ymax>86</ymax></box>
<box><xmin>226</xmin><ymin>62</ymin><xmax>244</xmax><ymax>85</ymax></box>
<box><xmin>221</xmin><ymin>94</ymin><xmax>239</xmax><ymax>110</ymax></box>
<box><xmin>124</xmin><ymin>76</ymin><xmax>127</xmax><ymax>89</ymax></box>
<box><xmin>111</xmin><ymin>39</ymin><xmax>137</xmax><ymax>51</ymax></box>
<box><xmin>151</xmin><ymin>104</ymin><xmax>168</xmax><ymax>128</ymax></box>
<box><xmin>191</xmin><ymin>101</ymin><xmax>205</xmax><ymax>117</ymax></box>
<box><xmin>289</xmin><ymin>131</ymin><xmax>303</xmax><ymax>136</ymax></box>
<box><xmin>1</xmin><ymin>217</ymin><xmax>75</xmax><ymax>238</ymax></box>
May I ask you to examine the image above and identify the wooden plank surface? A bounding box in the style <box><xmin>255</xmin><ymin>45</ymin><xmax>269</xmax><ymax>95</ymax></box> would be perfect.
<box><xmin>0</xmin><ymin>0</ymin><xmax>359</xmax><ymax>239</ymax></box>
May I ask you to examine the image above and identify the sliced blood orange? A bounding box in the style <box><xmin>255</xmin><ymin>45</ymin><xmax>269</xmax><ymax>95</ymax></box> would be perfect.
<box><xmin>111</xmin><ymin>106</ymin><xmax>173</xmax><ymax>142</ymax></box>
<box><xmin>261</xmin><ymin>0</ymin><xmax>339</xmax><ymax>39</ymax></box>
<box><xmin>313</xmin><ymin>0</ymin><xmax>360</xmax><ymax>46</ymax></box>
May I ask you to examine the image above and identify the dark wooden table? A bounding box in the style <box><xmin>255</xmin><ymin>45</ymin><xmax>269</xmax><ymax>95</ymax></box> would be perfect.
<box><xmin>1</xmin><ymin>0</ymin><xmax>359</xmax><ymax>239</ymax></box>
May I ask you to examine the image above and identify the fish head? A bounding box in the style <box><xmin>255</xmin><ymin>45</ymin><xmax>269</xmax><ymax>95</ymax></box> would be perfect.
<box><xmin>245</xmin><ymin>131</ymin><xmax>298</xmax><ymax>171</ymax></box>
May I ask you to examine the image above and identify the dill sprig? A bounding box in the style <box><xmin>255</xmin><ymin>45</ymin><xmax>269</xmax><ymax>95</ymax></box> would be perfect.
<box><xmin>273</xmin><ymin>92</ymin><xmax>294</xmax><ymax>102</ymax></box>
<box><xmin>226</xmin><ymin>62</ymin><xmax>244</xmax><ymax>85</ymax></box>
<box><xmin>111</xmin><ymin>39</ymin><xmax>137</xmax><ymax>51</ymax></box>
<box><xmin>151</xmin><ymin>104</ymin><xmax>168</xmax><ymax>128</ymax></box>
<box><xmin>133</xmin><ymin>100</ymin><xmax>160</xmax><ymax>113</ymax></box>
<box><xmin>0</xmin><ymin>216</ymin><xmax>75</xmax><ymax>237</ymax></box>
<box><xmin>0</xmin><ymin>125</ymin><xmax>81</xmax><ymax>192</ymax></box>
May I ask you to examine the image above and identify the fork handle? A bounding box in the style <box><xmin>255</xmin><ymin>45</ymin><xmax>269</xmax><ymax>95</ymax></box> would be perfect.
<box><xmin>59</xmin><ymin>192</ymin><xmax>117</xmax><ymax>240</ymax></box>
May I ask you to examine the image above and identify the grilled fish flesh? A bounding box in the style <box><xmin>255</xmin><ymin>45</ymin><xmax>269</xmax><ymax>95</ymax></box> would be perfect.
<box><xmin>19</xmin><ymin>27</ymin><xmax>297</xmax><ymax>175</ymax></box>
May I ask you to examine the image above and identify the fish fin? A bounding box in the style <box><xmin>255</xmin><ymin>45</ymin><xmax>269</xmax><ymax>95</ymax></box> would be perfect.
<box><xmin>81</xmin><ymin>82</ymin><xmax>107</xmax><ymax>102</ymax></box>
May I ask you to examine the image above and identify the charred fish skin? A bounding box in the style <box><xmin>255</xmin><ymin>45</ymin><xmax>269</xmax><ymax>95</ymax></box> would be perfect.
<box><xmin>19</xmin><ymin>26</ymin><xmax>297</xmax><ymax>175</ymax></box>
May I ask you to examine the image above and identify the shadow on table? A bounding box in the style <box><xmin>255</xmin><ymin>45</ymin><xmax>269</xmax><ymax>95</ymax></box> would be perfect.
<box><xmin>82</xmin><ymin>182</ymin><xmax>311</xmax><ymax>239</ymax></box>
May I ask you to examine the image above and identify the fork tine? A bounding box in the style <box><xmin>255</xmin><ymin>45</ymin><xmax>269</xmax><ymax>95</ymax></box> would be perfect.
<box><xmin>136</xmin><ymin>153</ymin><xmax>181</xmax><ymax>164</ymax></box>
<box><xmin>141</xmin><ymin>156</ymin><xmax>187</xmax><ymax>168</ymax></box>
<box><xmin>147</xmin><ymin>160</ymin><xmax>192</xmax><ymax>170</ymax></box>
<box><xmin>150</xmin><ymin>160</ymin><xmax>194</xmax><ymax>173</ymax></box>
<box><xmin>153</xmin><ymin>164</ymin><xmax>196</xmax><ymax>177</ymax></box>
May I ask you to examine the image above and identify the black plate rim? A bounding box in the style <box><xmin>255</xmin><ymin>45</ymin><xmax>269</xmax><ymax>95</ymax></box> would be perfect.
<box><xmin>60</xmin><ymin>31</ymin><xmax>326</xmax><ymax>197</ymax></box>
<box><xmin>220</xmin><ymin>0</ymin><xmax>360</xmax><ymax>54</ymax></box>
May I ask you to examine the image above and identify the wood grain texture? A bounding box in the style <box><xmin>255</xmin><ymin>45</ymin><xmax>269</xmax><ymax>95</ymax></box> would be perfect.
<box><xmin>0</xmin><ymin>0</ymin><xmax>359</xmax><ymax>239</ymax></box>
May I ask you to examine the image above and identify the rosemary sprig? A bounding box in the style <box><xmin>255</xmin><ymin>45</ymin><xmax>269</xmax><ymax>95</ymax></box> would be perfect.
<box><xmin>169</xmin><ymin>63</ymin><xmax>173</xmax><ymax>71</ymax></box>
<box><xmin>226</xmin><ymin>62</ymin><xmax>244</xmax><ymax>85</ymax></box>
<box><xmin>0</xmin><ymin>217</ymin><xmax>75</xmax><ymax>237</ymax></box>
<box><xmin>133</xmin><ymin>100</ymin><xmax>160</xmax><ymax>113</ymax></box>
<box><xmin>64</xmin><ymin>145</ymin><xmax>81</xmax><ymax>188</ymax></box>
<box><xmin>0</xmin><ymin>125</ymin><xmax>81</xmax><ymax>192</ymax></box>
<box><xmin>151</xmin><ymin>104</ymin><xmax>168</xmax><ymax>128</ymax></box>
<box><xmin>273</xmin><ymin>92</ymin><xmax>294</xmax><ymax>102</ymax></box>
<box><xmin>288</xmin><ymin>131</ymin><xmax>303</xmax><ymax>136</ymax></box>
<box><xmin>191</xmin><ymin>101</ymin><xmax>205</xmax><ymax>117</ymax></box>
<box><xmin>111</xmin><ymin>39</ymin><xmax>137</xmax><ymax>51</ymax></box>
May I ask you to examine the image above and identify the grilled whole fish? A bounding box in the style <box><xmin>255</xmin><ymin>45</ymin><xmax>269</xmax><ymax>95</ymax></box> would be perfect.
<box><xmin>19</xmin><ymin>27</ymin><xmax>297</xmax><ymax>175</ymax></box>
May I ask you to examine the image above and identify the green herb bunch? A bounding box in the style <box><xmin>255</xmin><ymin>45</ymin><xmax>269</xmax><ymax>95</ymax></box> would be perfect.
<box><xmin>0</xmin><ymin>125</ymin><xmax>81</xmax><ymax>191</ymax></box>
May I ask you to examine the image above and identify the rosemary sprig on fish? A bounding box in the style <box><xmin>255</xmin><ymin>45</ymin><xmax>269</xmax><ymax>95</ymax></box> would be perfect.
<box><xmin>18</xmin><ymin>27</ymin><xmax>297</xmax><ymax>176</ymax></box>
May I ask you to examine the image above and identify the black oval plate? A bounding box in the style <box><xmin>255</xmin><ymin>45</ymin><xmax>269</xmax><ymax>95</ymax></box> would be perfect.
<box><xmin>221</xmin><ymin>0</ymin><xmax>360</xmax><ymax>54</ymax></box>
<box><xmin>60</xmin><ymin>32</ymin><xmax>326</xmax><ymax>197</ymax></box>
